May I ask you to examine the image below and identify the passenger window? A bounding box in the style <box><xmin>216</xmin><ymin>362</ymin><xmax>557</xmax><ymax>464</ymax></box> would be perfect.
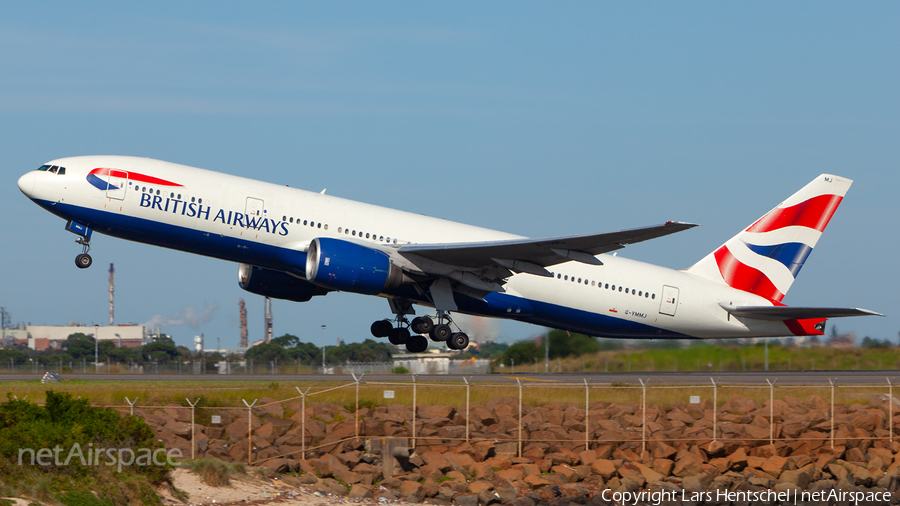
<box><xmin>366</xmin><ymin>233</ymin><xmax>370</xmax><ymax>238</ymax></box>
<box><xmin>199</xmin><ymin>198</ymin><xmax>202</xmax><ymax>204</ymax></box>
<box><xmin>564</xmin><ymin>275</ymin><xmax>568</xmax><ymax>281</ymax></box>
<box><xmin>619</xmin><ymin>287</ymin><xmax>623</xmax><ymax>292</ymax></box>
<box><xmin>172</xmin><ymin>193</ymin><xmax>176</xmax><ymax>198</ymax></box>
<box><xmin>652</xmin><ymin>294</ymin><xmax>656</xmax><ymax>299</ymax></box>
<box><xmin>156</xmin><ymin>190</ymin><xmax>160</xmax><ymax>195</ymax></box>
<box><xmin>352</xmin><ymin>230</ymin><xmax>356</xmax><ymax>236</ymax></box>
<box><xmin>304</xmin><ymin>220</ymin><xmax>308</xmax><ymax>225</ymax></box>
<box><xmin>591</xmin><ymin>281</ymin><xmax>595</xmax><ymax>286</ymax></box>
<box><xmin>379</xmin><ymin>236</ymin><xmax>384</xmax><ymax>241</ymax></box>
<box><xmin>178</xmin><ymin>194</ymin><xmax>181</xmax><ymax>199</ymax></box>
<box><xmin>191</xmin><ymin>197</ymin><xmax>195</xmax><ymax>203</ymax></box>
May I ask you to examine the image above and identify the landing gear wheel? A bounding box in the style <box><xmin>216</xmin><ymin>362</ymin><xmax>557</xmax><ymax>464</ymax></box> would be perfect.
<box><xmin>405</xmin><ymin>334</ymin><xmax>428</xmax><ymax>353</ymax></box>
<box><xmin>75</xmin><ymin>253</ymin><xmax>93</xmax><ymax>269</ymax></box>
<box><xmin>448</xmin><ymin>332</ymin><xmax>469</xmax><ymax>350</ymax></box>
<box><xmin>411</xmin><ymin>316</ymin><xmax>434</xmax><ymax>335</ymax></box>
<box><xmin>430</xmin><ymin>324</ymin><xmax>452</xmax><ymax>342</ymax></box>
<box><xmin>371</xmin><ymin>320</ymin><xmax>393</xmax><ymax>338</ymax></box>
<box><xmin>388</xmin><ymin>327</ymin><xmax>410</xmax><ymax>345</ymax></box>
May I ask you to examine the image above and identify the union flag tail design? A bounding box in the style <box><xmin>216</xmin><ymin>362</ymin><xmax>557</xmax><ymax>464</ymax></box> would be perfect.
<box><xmin>686</xmin><ymin>174</ymin><xmax>852</xmax><ymax>302</ymax></box>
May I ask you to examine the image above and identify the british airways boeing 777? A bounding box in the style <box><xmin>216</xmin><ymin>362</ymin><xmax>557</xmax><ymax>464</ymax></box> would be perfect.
<box><xmin>17</xmin><ymin>157</ymin><xmax>881</xmax><ymax>352</ymax></box>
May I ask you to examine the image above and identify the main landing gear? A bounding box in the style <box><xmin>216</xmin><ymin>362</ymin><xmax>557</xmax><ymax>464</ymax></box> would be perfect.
<box><xmin>370</xmin><ymin>310</ymin><xmax>470</xmax><ymax>353</ymax></box>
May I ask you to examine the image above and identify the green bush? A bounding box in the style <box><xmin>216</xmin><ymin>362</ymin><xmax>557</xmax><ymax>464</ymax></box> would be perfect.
<box><xmin>0</xmin><ymin>391</ymin><xmax>171</xmax><ymax>505</ymax></box>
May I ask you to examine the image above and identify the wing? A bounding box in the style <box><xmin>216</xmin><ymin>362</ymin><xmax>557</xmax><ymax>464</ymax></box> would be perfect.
<box><xmin>399</xmin><ymin>221</ymin><xmax>697</xmax><ymax>272</ymax></box>
<box><xmin>719</xmin><ymin>303</ymin><xmax>884</xmax><ymax>320</ymax></box>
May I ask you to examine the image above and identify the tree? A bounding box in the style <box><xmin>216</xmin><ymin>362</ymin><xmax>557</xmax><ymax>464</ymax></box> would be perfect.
<box><xmin>271</xmin><ymin>334</ymin><xmax>301</xmax><ymax>348</ymax></box>
<box><xmin>141</xmin><ymin>341</ymin><xmax>180</xmax><ymax>362</ymax></box>
<box><xmin>327</xmin><ymin>339</ymin><xmax>391</xmax><ymax>363</ymax></box>
<box><xmin>245</xmin><ymin>342</ymin><xmax>289</xmax><ymax>362</ymax></box>
<box><xmin>64</xmin><ymin>334</ymin><xmax>96</xmax><ymax>360</ymax></box>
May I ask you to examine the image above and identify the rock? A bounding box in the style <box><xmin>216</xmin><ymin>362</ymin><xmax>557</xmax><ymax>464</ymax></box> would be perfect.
<box><xmin>673</xmin><ymin>454</ymin><xmax>704</xmax><ymax>477</ymax></box>
<box><xmin>591</xmin><ymin>459</ymin><xmax>617</xmax><ymax>480</ymax></box>
<box><xmin>761</xmin><ymin>455</ymin><xmax>790</xmax><ymax>478</ymax></box>
<box><xmin>453</xmin><ymin>494</ymin><xmax>479</xmax><ymax>506</ymax></box>
<box><xmin>779</xmin><ymin>469</ymin><xmax>810</xmax><ymax>490</ymax></box>
<box><xmin>348</xmin><ymin>484</ymin><xmax>372</xmax><ymax>499</ymax></box>
<box><xmin>399</xmin><ymin>481</ymin><xmax>424</xmax><ymax>503</ymax></box>
<box><xmin>422</xmin><ymin>450</ymin><xmax>454</xmax><ymax>472</ymax></box>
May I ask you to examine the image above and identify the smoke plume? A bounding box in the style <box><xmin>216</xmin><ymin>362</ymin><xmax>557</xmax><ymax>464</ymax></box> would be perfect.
<box><xmin>143</xmin><ymin>303</ymin><xmax>219</xmax><ymax>329</ymax></box>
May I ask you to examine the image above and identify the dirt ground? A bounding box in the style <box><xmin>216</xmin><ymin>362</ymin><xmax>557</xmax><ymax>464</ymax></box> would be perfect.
<box><xmin>159</xmin><ymin>468</ymin><xmax>407</xmax><ymax>506</ymax></box>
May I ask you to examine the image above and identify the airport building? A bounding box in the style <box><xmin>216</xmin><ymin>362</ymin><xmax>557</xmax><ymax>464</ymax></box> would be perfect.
<box><xmin>16</xmin><ymin>324</ymin><xmax>149</xmax><ymax>350</ymax></box>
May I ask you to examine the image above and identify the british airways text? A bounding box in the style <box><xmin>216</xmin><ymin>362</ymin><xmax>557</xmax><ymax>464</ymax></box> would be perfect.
<box><xmin>139</xmin><ymin>194</ymin><xmax>289</xmax><ymax>236</ymax></box>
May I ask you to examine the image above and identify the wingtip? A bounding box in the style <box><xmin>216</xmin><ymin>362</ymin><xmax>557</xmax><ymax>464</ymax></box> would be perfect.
<box><xmin>666</xmin><ymin>221</ymin><xmax>700</xmax><ymax>228</ymax></box>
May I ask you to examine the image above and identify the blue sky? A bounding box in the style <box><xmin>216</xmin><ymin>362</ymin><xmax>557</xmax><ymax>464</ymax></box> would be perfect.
<box><xmin>2</xmin><ymin>3</ymin><xmax>897</xmax><ymax>349</ymax></box>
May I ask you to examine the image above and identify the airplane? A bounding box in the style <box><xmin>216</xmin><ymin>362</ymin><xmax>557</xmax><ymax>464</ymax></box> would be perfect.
<box><xmin>17</xmin><ymin>157</ymin><xmax>881</xmax><ymax>353</ymax></box>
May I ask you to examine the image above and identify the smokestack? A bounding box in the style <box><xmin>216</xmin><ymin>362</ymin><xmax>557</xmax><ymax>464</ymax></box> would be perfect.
<box><xmin>264</xmin><ymin>297</ymin><xmax>273</xmax><ymax>343</ymax></box>
<box><xmin>239</xmin><ymin>299</ymin><xmax>248</xmax><ymax>348</ymax></box>
<box><xmin>109</xmin><ymin>263</ymin><xmax>115</xmax><ymax>326</ymax></box>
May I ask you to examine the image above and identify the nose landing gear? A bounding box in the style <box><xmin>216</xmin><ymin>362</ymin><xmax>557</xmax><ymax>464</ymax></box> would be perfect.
<box><xmin>65</xmin><ymin>220</ymin><xmax>94</xmax><ymax>269</ymax></box>
<box><xmin>75</xmin><ymin>237</ymin><xmax>92</xmax><ymax>269</ymax></box>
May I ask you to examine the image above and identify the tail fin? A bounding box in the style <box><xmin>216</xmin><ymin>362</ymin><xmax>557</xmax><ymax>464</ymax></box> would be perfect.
<box><xmin>686</xmin><ymin>174</ymin><xmax>852</xmax><ymax>302</ymax></box>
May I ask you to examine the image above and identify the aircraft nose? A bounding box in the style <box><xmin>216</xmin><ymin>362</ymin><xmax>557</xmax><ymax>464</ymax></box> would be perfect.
<box><xmin>17</xmin><ymin>171</ymin><xmax>35</xmax><ymax>197</ymax></box>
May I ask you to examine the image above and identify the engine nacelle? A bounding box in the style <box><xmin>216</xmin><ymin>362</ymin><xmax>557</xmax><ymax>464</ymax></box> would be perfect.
<box><xmin>238</xmin><ymin>264</ymin><xmax>328</xmax><ymax>302</ymax></box>
<box><xmin>305</xmin><ymin>237</ymin><xmax>404</xmax><ymax>295</ymax></box>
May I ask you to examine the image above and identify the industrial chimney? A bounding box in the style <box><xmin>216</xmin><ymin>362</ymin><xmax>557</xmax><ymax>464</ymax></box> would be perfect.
<box><xmin>109</xmin><ymin>263</ymin><xmax>115</xmax><ymax>326</ymax></box>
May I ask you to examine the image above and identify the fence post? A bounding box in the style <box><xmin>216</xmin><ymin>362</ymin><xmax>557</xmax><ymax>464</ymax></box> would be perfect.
<box><xmin>296</xmin><ymin>387</ymin><xmax>311</xmax><ymax>459</ymax></box>
<box><xmin>710</xmin><ymin>378</ymin><xmax>718</xmax><ymax>442</ymax></box>
<box><xmin>351</xmin><ymin>373</ymin><xmax>364</xmax><ymax>441</ymax></box>
<box><xmin>638</xmin><ymin>378</ymin><xmax>648</xmax><ymax>454</ymax></box>
<box><xmin>411</xmin><ymin>374</ymin><xmax>417</xmax><ymax>449</ymax></box>
<box><xmin>186</xmin><ymin>398</ymin><xmax>200</xmax><ymax>460</ymax></box>
<box><xmin>463</xmin><ymin>377</ymin><xmax>471</xmax><ymax>443</ymax></box>
<box><xmin>584</xmin><ymin>378</ymin><xmax>590</xmax><ymax>451</ymax></box>
<box><xmin>889</xmin><ymin>377</ymin><xmax>895</xmax><ymax>446</ymax></box>
<box><xmin>828</xmin><ymin>378</ymin><xmax>836</xmax><ymax>450</ymax></box>
<box><xmin>765</xmin><ymin>378</ymin><xmax>777</xmax><ymax>445</ymax></box>
<box><xmin>516</xmin><ymin>377</ymin><xmax>523</xmax><ymax>458</ymax></box>
<box><xmin>125</xmin><ymin>396</ymin><xmax>138</xmax><ymax>417</ymax></box>
<box><xmin>242</xmin><ymin>398</ymin><xmax>258</xmax><ymax>465</ymax></box>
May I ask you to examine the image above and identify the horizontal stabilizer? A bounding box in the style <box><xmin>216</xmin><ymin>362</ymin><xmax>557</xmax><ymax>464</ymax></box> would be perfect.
<box><xmin>719</xmin><ymin>303</ymin><xmax>883</xmax><ymax>321</ymax></box>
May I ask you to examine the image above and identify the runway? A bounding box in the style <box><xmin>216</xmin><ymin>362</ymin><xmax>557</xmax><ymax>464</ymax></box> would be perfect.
<box><xmin>2</xmin><ymin>370</ymin><xmax>898</xmax><ymax>385</ymax></box>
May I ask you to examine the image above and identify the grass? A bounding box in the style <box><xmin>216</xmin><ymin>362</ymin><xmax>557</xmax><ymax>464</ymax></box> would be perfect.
<box><xmin>0</xmin><ymin>375</ymin><xmax>889</xmax><ymax>414</ymax></box>
<box><xmin>182</xmin><ymin>458</ymin><xmax>247</xmax><ymax>486</ymax></box>
<box><xmin>549</xmin><ymin>342</ymin><xmax>900</xmax><ymax>374</ymax></box>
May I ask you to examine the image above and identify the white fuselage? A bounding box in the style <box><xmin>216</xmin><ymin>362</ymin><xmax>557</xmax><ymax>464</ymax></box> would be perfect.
<box><xmin>18</xmin><ymin>155</ymin><xmax>802</xmax><ymax>340</ymax></box>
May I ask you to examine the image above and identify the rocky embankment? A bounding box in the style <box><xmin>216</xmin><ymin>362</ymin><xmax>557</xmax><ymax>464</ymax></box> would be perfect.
<box><xmin>136</xmin><ymin>393</ymin><xmax>900</xmax><ymax>505</ymax></box>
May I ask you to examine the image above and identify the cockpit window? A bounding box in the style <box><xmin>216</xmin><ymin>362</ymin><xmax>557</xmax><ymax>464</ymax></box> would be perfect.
<box><xmin>57</xmin><ymin>167</ymin><xmax>66</xmax><ymax>175</ymax></box>
<box><xmin>37</xmin><ymin>165</ymin><xmax>51</xmax><ymax>171</ymax></box>
<box><xmin>49</xmin><ymin>166</ymin><xmax>58</xmax><ymax>174</ymax></box>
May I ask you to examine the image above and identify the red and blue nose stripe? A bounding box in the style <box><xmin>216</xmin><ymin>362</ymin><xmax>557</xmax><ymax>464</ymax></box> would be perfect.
<box><xmin>86</xmin><ymin>168</ymin><xmax>182</xmax><ymax>191</ymax></box>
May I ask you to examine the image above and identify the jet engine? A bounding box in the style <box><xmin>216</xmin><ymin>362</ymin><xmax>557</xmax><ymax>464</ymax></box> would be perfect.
<box><xmin>238</xmin><ymin>264</ymin><xmax>328</xmax><ymax>302</ymax></box>
<box><xmin>305</xmin><ymin>237</ymin><xmax>406</xmax><ymax>294</ymax></box>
